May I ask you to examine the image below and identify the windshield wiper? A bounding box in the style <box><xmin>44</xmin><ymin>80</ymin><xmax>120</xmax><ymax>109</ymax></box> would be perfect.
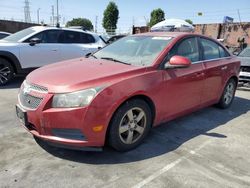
<box><xmin>90</xmin><ymin>54</ymin><xmax>97</xmax><ymax>59</ymax></box>
<box><xmin>85</xmin><ymin>53</ymin><xmax>97</xmax><ymax>59</ymax></box>
<box><xmin>100</xmin><ymin>57</ymin><xmax>131</xmax><ymax>65</ymax></box>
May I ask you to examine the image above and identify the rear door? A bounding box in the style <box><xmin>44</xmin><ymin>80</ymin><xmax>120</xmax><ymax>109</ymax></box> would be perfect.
<box><xmin>199</xmin><ymin>37</ymin><xmax>231</xmax><ymax>104</ymax></box>
<box><xmin>58</xmin><ymin>31</ymin><xmax>99</xmax><ymax>60</ymax></box>
<box><xmin>161</xmin><ymin>37</ymin><xmax>205</xmax><ymax>120</ymax></box>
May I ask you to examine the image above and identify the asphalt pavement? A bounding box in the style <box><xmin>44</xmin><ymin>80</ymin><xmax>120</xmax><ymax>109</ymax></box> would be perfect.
<box><xmin>0</xmin><ymin>77</ymin><xmax>250</xmax><ymax>188</ymax></box>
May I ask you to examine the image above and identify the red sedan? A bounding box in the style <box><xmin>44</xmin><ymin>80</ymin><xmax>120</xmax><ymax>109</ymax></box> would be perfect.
<box><xmin>16</xmin><ymin>32</ymin><xmax>240</xmax><ymax>151</ymax></box>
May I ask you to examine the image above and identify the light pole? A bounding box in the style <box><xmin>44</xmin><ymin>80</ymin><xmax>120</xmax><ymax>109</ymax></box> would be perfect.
<box><xmin>37</xmin><ymin>8</ymin><xmax>41</xmax><ymax>24</ymax></box>
<box><xmin>56</xmin><ymin>0</ymin><xmax>59</xmax><ymax>26</ymax></box>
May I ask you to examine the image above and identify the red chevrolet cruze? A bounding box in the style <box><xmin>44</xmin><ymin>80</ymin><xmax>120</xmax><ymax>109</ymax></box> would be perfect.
<box><xmin>16</xmin><ymin>32</ymin><xmax>240</xmax><ymax>151</ymax></box>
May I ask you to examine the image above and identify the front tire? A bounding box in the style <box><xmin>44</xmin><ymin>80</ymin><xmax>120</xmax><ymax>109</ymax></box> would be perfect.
<box><xmin>108</xmin><ymin>99</ymin><xmax>152</xmax><ymax>152</ymax></box>
<box><xmin>0</xmin><ymin>58</ymin><xmax>14</xmax><ymax>86</ymax></box>
<box><xmin>217</xmin><ymin>78</ymin><xmax>237</xmax><ymax>109</ymax></box>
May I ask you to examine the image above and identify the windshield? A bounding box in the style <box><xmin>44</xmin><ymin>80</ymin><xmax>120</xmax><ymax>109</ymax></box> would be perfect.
<box><xmin>238</xmin><ymin>47</ymin><xmax>250</xmax><ymax>57</ymax></box>
<box><xmin>94</xmin><ymin>36</ymin><xmax>172</xmax><ymax>66</ymax></box>
<box><xmin>2</xmin><ymin>27</ymin><xmax>37</xmax><ymax>42</ymax></box>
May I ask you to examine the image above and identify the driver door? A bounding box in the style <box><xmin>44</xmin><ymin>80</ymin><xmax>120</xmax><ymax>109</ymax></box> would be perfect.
<box><xmin>161</xmin><ymin>37</ymin><xmax>205</xmax><ymax>120</ymax></box>
<box><xmin>19</xmin><ymin>30</ymin><xmax>62</xmax><ymax>68</ymax></box>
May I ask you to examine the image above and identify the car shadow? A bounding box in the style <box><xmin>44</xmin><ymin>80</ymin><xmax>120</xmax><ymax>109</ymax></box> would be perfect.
<box><xmin>35</xmin><ymin>96</ymin><xmax>250</xmax><ymax>164</ymax></box>
<box><xmin>1</xmin><ymin>76</ymin><xmax>25</xmax><ymax>89</ymax></box>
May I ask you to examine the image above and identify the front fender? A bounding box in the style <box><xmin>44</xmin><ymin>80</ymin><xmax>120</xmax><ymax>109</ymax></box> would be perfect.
<box><xmin>81</xmin><ymin>70</ymin><xmax>165</xmax><ymax>145</ymax></box>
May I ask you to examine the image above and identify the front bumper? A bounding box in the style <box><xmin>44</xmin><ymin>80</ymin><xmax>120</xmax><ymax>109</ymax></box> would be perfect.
<box><xmin>239</xmin><ymin>67</ymin><xmax>250</xmax><ymax>82</ymax></box>
<box><xmin>239</xmin><ymin>74</ymin><xmax>250</xmax><ymax>82</ymax></box>
<box><xmin>16</xmin><ymin>93</ymin><xmax>108</xmax><ymax>150</ymax></box>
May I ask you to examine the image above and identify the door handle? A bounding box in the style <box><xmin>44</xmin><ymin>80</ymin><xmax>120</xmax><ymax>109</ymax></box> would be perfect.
<box><xmin>51</xmin><ymin>49</ymin><xmax>58</xmax><ymax>52</ymax></box>
<box><xmin>195</xmin><ymin>72</ymin><xmax>204</xmax><ymax>77</ymax></box>
<box><xmin>221</xmin><ymin>66</ymin><xmax>227</xmax><ymax>70</ymax></box>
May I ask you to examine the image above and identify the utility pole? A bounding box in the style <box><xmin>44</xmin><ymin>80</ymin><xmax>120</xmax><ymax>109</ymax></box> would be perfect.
<box><xmin>56</xmin><ymin>0</ymin><xmax>59</xmax><ymax>26</ymax></box>
<box><xmin>144</xmin><ymin>16</ymin><xmax>149</xmax><ymax>26</ymax></box>
<box><xmin>51</xmin><ymin>5</ymin><xmax>54</xmax><ymax>26</ymax></box>
<box><xmin>24</xmin><ymin>0</ymin><xmax>31</xmax><ymax>23</ymax></box>
<box><xmin>63</xmin><ymin>17</ymin><xmax>65</xmax><ymax>25</ymax></box>
<box><xmin>95</xmin><ymin>16</ymin><xmax>98</xmax><ymax>33</ymax></box>
<box><xmin>37</xmin><ymin>8</ymin><xmax>41</xmax><ymax>24</ymax></box>
<box><xmin>237</xmin><ymin>9</ymin><xmax>242</xmax><ymax>24</ymax></box>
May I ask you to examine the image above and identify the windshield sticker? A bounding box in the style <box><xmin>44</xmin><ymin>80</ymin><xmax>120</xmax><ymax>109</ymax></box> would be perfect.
<box><xmin>152</xmin><ymin>37</ymin><xmax>172</xmax><ymax>40</ymax></box>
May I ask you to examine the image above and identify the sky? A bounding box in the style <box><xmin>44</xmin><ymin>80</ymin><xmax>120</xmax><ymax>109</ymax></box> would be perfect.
<box><xmin>0</xmin><ymin>0</ymin><xmax>250</xmax><ymax>33</ymax></box>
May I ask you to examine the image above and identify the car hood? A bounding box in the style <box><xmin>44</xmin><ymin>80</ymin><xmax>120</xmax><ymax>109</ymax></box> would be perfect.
<box><xmin>238</xmin><ymin>56</ymin><xmax>250</xmax><ymax>66</ymax></box>
<box><xmin>26</xmin><ymin>58</ymin><xmax>146</xmax><ymax>93</ymax></box>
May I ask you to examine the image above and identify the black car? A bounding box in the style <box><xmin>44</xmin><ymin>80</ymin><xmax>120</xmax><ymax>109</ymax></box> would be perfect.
<box><xmin>107</xmin><ymin>34</ymin><xmax>126</xmax><ymax>44</ymax></box>
<box><xmin>0</xmin><ymin>31</ymin><xmax>11</xmax><ymax>39</ymax></box>
<box><xmin>238</xmin><ymin>47</ymin><xmax>250</xmax><ymax>84</ymax></box>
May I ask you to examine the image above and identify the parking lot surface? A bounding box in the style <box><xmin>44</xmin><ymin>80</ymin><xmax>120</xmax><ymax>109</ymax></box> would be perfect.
<box><xmin>0</xmin><ymin>77</ymin><xmax>250</xmax><ymax>188</ymax></box>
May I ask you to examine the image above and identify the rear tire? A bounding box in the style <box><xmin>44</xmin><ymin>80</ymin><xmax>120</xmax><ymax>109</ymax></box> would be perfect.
<box><xmin>108</xmin><ymin>99</ymin><xmax>152</xmax><ymax>152</ymax></box>
<box><xmin>0</xmin><ymin>58</ymin><xmax>14</xmax><ymax>86</ymax></box>
<box><xmin>217</xmin><ymin>78</ymin><xmax>237</xmax><ymax>109</ymax></box>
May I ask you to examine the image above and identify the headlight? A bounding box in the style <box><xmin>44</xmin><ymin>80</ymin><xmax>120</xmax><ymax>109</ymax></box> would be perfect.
<box><xmin>52</xmin><ymin>87</ymin><xmax>103</xmax><ymax>108</ymax></box>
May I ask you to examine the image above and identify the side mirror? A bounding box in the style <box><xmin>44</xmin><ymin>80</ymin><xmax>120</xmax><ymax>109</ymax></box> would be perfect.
<box><xmin>164</xmin><ymin>55</ymin><xmax>191</xmax><ymax>69</ymax></box>
<box><xmin>29</xmin><ymin>38</ymin><xmax>41</xmax><ymax>46</ymax></box>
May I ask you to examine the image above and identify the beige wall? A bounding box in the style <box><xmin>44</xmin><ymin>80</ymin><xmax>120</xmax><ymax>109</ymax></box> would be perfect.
<box><xmin>133</xmin><ymin>22</ymin><xmax>250</xmax><ymax>48</ymax></box>
<box><xmin>194</xmin><ymin>22</ymin><xmax>250</xmax><ymax>47</ymax></box>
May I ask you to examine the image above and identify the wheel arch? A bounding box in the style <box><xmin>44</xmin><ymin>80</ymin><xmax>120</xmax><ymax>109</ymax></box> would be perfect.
<box><xmin>228</xmin><ymin>75</ymin><xmax>238</xmax><ymax>86</ymax></box>
<box><xmin>105</xmin><ymin>94</ymin><xmax>156</xmax><ymax>145</ymax></box>
<box><xmin>0</xmin><ymin>51</ymin><xmax>22</xmax><ymax>74</ymax></box>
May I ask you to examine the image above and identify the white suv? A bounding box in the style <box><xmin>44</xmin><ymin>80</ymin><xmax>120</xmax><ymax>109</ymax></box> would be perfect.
<box><xmin>0</xmin><ymin>26</ymin><xmax>106</xmax><ymax>85</ymax></box>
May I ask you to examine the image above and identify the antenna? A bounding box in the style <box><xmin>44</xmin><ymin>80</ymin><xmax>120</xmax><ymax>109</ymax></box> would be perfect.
<box><xmin>24</xmin><ymin>0</ymin><xmax>31</xmax><ymax>23</ymax></box>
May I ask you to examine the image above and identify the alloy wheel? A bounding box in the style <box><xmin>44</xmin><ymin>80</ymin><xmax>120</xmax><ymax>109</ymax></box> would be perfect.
<box><xmin>0</xmin><ymin>64</ymin><xmax>11</xmax><ymax>84</ymax></box>
<box><xmin>119</xmin><ymin>107</ymin><xmax>147</xmax><ymax>144</ymax></box>
<box><xmin>224</xmin><ymin>82</ymin><xmax>235</xmax><ymax>105</ymax></box>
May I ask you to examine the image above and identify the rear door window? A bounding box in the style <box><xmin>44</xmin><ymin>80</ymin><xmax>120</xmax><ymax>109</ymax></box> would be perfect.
<box><xmin>63</xmin><ymin>31</ymin><xmax>81</xmax><ymax>43</ymax></box>
<box><xmin>200</xmin><ymin>38</ymin><xmax>220</xmax><ymax>60</ymax></box>
<box><xmin>219</xmin><ymin>46</ymin><xmax>230</xmax><ymax>58</ymax></box>
<box><xmin>81</xmin><ymin>33</ymin><xmax>95</xmax><ymax>44</ymax></box>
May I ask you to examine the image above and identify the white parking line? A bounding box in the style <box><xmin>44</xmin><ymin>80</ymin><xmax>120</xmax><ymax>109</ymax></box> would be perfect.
<box><xmin>132</xmin><ymin>141</ymin><xmax>211</xmax><ymax>188</ymax></box>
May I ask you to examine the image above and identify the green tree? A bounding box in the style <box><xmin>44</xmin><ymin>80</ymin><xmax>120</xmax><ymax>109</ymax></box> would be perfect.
<box><xmin>185</xmin><ymin>19</ymin><xmax>193</xmax><ymax>25</ymax></box>
<box><xmin>148</xmin><ymin>8</ymin><xmax>165</xmax><ymax>27</ymax></box>
<box><xmin>102</xmin><ymin>1</ymin><xmax>119</xmax><ymax>34</ymax></box>
<box><xmin>66</xmin><ymin>18</ymin><xmax>93</xmax><ymax>31</ymax></box>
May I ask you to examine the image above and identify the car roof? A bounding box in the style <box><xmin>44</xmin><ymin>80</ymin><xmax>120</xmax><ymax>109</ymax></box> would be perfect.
<box><xmin>29</xmin><ymin>26</ymin><xmax>98</xmax><ymax>36</ymax></box>
<box><xmin>134</xmin><ymin>32</ymin><xmax>202</xmax><ymax>38</ymax></box>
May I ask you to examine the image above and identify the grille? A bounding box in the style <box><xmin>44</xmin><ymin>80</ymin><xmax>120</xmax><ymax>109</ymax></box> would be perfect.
<box><xmin>19</xmin><ymin>81</ymin><xmax>48</xmax><ymax>110</ymax></box>
<box><xmin>30</xmin><ymin>84</ymin><xmax>48</xmax><ymax>93</ymax></box>
<box><xmin>241</xmin><ymin>66</ymin><xmax>250</xmax><ymax>73</ymax></box>
<box><xmin>19</xmin><ymin>93</ymin><xmax>43</xmax><ymax>109</ymax></box>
